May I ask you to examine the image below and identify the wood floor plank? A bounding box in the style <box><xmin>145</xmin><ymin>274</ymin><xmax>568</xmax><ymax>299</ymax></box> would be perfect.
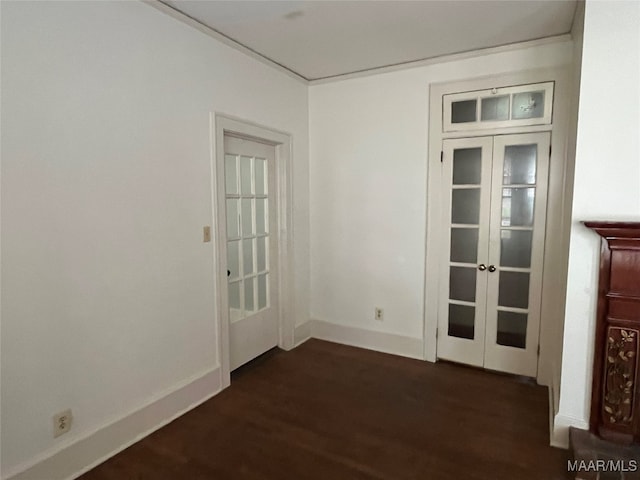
<box><xmin>79</xmin><ymin>339</ymin><xmax>570</xmax><ymax>480</ymax></box>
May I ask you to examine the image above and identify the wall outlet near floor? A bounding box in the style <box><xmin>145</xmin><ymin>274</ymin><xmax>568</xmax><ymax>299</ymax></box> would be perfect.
<box><xmin>374</xmin><ymin>307</ymin><xmax>384</xmax><ymax>321</ymax></box>
<box><xmin>53</xmin><ymin>409</ymin><xmax>72</xmax><ymax>438</ymax></box>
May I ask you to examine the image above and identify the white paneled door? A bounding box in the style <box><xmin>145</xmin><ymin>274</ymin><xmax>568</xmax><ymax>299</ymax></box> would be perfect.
<box><xmin>437</xmin><ymin>132</ymin><xmax>551</xmax><ymax>377</ymax></box>
<box><xmin>224</xmin><ymin>136</ymin><xmax>279</xmax><ymax>370</ymax></box>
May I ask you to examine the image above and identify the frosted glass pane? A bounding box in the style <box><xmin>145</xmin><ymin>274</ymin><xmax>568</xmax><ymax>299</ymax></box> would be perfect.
<box><xmin>450</xmin><ymin>228</ymin><xmax>478</xmax><ymax>264</ymax></box>
<box><xmin>240</xmin><ymin>156</ymin><xmax>252</xmax><ymax>194</ymax></box>
<box><xmin>500</xmin><ymin>230</ymin><xmax>533</xmax><ymax>268</ymax></box>
<box><xmin>257</xmin><ymin>236</ymin><xmax>267</xmax><ymax>272</ymax></box>
<box><xmin>226</xmin><ymin>199</ymin><xmax>240</xmax><ymax>238</ymax></box>
<box><xmin>452</xmin><ymin>188</ymin><xmax>480</xmax><ymax>224</ymax></box>
<box><xmin>497</xmin><ymin>311</ymin><xmax>527</xmax><ymax>349</ymax></box>
<box><xmin>225</xmin><ymin>155</ymin><xmax>238</xmax><ymax>194</ymax></box>
<box><xmin>241</xmin><ymin>199</ymin><xmax>253</xmax><ymax>237</ymax></box>
<box><xmin>499</xmin><ymin>271</ymin><xmax>530</xmax><ymax>309</ymax></box>
<box><xmin>512</xmin><ymin>91</ymin><xmax>545</xmax><ymax>120</ymax></box>
<box><xmin>452</xmin><ymin>148</ymin><xmax>481</xmax><ymax>185</ymax></box>
<box><xmin>244</xmin><ymin>278</ymin><xmax>254</xmax><ymax>312</ymax></box>
<box><xmin>228</xmin><ymin>281</ymin><xmax>241</xmax><ymax>310</ymax></box>
<box><xmin>448</xmin><ymin>304</ymin><xmax>475</xmax><ymax>340</ymax></box>
<box><xmin>243</xmin><ymin>238</ymin><xmax>254</xmax><ymax>276</ymax></box>
<box><xmin>255</xmin><ymin>158</ymin><xmax>266</xmax><ymax>195</ymax></box>
<box><xmin>503</xmin><ymin>144</ymin><xmax>537</xmax><ymax>185</ymax></box>
<box><xmin>449</xmin><ymin>266</ymin><xmax>476</xmax><ymax>302</ymax></box>
<box><xmin>258</xmin><ymin>274</ymin><xmax>268</xmax><ymax>310</ymax></box>
<box><xmin>227</xmin><ymin>240</ymin><xmax>240</xmax><ymax>280</ymax></box>
<box><xmin>501</xmin><ymin>188</ymin><xmax>535</xmax><ymax>227</ymax></box>
<box><xmin>451</xmin><ymin>99</ymin><xmax>477</xmax><ymax>123</ymax></box>
<box><xmin>256</xmin><ymin>198</ymin><xmax>267</xmax><ymax>235</ymax></box>
<box><xmin>481</xmin><ymin>95</ymin><xmax>509</xmax><ymax>121</ymax></box>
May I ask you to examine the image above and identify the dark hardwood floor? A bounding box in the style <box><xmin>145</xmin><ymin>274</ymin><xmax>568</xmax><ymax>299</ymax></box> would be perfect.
<box><xmin>80</xmin><ymin>339</ymin><xmax>570</xmax><ymax>480</ymax></box>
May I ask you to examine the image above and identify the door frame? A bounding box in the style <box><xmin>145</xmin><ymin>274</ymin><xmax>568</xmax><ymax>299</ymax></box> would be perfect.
<box><xmin>212</xmin><ymin>113</ymin><xmax>295</xmax><ymax>388</ymax></box>
<box><xmin>424</xmin><ymin>67</ymin><xmax>574</xmax><ymax>387</ymax></box>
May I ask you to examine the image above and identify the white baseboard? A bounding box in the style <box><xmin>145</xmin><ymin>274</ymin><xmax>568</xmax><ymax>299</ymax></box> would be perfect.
<box><xmin>4</xmin><ymin>366</ymin><xmax>223</xmax><ymax>480</ymax></box>
<box><xmin>294</xmin><ymin>321</ymin><xmax>312</xmax><ymax>347</ymax></box>
<box><xmin>310</xmin><ymin>319</ymin><xmax>424</xmax><ymax>360</ymax></box>
<box><xmin>552</xmin><ymin>412</ymin><xmax>589</xmax><ymax>449</ymax></box>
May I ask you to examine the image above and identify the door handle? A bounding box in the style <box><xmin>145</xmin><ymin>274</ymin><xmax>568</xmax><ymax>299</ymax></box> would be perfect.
<box><xmin>488</xmin><ymin>265</ymin><xmax>496</xmax><ymax>272</ymax></box>
<box><xmin>227</xmin><ymin>269</ymin><xmax>231</xmax><ymax>277</ymax></box>
<box><xmin>478</xmin><ymin>264</ymin><xmax>487</xmax><ymax>271</ymax></box>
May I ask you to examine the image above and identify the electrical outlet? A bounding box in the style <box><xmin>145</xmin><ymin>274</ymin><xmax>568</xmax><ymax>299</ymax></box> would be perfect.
<box><xmin>374</xmin><ymin>307</ymin><xmax>384</xmax><ymax>321</ymax></box>
<box><xmin>203</xmin><ymin>226</ymin><xmax>211</xmax><ymax>243</ymax></box>
<box><xmin>53</xmin><ymin>409</ymin><xmax>72</xmax><ymax>438</ymax></box>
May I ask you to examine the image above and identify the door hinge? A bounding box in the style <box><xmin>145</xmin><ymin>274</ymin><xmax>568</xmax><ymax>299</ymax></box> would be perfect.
<box><xmin>440</xmin><ymin>151</ymin><xmax>444</xmax><ymax>163</ymax></box>
<box><xmin>537</xmin><ymin>345</ymin><xmax>541</xmax><ymax>356</ymax></box>
<box><xmin>436</xmin><ymin>327</ymin><xmax>439</xmax><ymax>339</ymax></box>
<box><xmin>549</xmin><ymin>145</ymin><xmax>552</xmax><ymax>157</ymax></box>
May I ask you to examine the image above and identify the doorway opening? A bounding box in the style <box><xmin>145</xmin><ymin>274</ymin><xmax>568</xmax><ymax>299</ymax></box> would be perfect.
<box><xmin>213</xmin><ymin>114</ymin><xmax>295</xmax><ymax>388</ymax></box>
<box><xmin>424</xmin><ymin>68</ymin><xmax>574</xmax><ymax>391</ymax></box>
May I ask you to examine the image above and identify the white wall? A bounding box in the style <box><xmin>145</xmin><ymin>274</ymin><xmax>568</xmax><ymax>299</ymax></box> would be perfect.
<box><xmin>0</xmin><ymin>1</ymin><xmax>308</xmax><ymax>476</ymax></box>
<box><xmin>557</xmin><ymin>0</ymin><xmax>640</xmax><ymax>435</ymax></box>
<box><xmin>309</xmin><ymin>41</ymin><xmax>573</xmax><ymax>343</ymax></box>
<box><xmin>549</xmin><ymin>0</ymin><xmax>584</xmax><ymax>437</ymax></box>
<box><xmin>4</xmin><ymin>0</ymin><xmax>635</xmax><ymax>473</ymax></box>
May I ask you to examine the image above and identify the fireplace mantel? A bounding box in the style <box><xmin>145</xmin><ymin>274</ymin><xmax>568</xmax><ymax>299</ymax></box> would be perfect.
<box><xmin>584</xmin><ymin>221</ymin><xmax>640</xmax><ymax>444</ymax></box>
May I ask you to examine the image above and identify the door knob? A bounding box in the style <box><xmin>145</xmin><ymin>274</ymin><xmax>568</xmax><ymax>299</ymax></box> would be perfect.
<box><xmin>488</xmin><ymin>265</ymin><xmax>496</xmax><ymax>272</ymax></box>
<box><xmin>478</xmin><ymin>264</ymin><xmax>487</xmax><ymax>271</ymax></box>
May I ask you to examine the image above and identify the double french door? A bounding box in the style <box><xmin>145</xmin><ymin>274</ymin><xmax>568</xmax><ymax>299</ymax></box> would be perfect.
<box><xmin>437</xmin><ymin>132</ymin><xmax>551</xmax><ymax>377</ymax></box>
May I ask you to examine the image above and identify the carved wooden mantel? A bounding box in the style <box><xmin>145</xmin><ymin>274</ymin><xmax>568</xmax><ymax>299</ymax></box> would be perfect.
<box><xmin>584</xmin><ymin>221</ymin><xmax>640</xmax><ymax>444</ymax></box>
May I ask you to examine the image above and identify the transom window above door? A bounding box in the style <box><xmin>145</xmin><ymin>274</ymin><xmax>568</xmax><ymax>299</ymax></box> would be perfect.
<box><xmin>443</xmin><ymin>82</ymin><xmax>554</xmax><ymax>132</ymax></box>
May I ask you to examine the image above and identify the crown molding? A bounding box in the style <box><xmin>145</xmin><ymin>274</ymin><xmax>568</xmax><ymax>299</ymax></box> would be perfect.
<box><xmin>143</xmin><ymin>0</ymin><xmax>310</xmax><ymax>84</ymax></box>
<box><xmin>309</xmin><ymin>34</ymin><xmax>573</xmax><ymax>85</ymax></box>
<box><xmin>143</xmin><ymin>1</ymin><xmax>572</xmax><ymax>87</ymax></box>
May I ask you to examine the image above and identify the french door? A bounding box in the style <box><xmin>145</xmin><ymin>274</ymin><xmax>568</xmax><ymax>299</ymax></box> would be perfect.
<box><xmin>437</xmin><ymin>132</ymin><xmax>551</xmax><ymax>377</ymax></box>
<box><xmin>224</xmin><ymin>135</ymin><xmax>279</xmax><ymax>370</ymax></box>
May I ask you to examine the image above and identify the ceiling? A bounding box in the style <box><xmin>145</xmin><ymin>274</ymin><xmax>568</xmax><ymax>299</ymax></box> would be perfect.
<box><xmin>162</xmin><ymin>0</ymin><xmax>577</xmax><ymax>81</ymax></box>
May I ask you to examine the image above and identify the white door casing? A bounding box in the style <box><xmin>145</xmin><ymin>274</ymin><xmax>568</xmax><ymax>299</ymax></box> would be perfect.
<box><xmin>213</xmin><ymin>114</ymin><xmax>294</xmax><ymax>389</ymax></box>
<box><xmin>425</xmin><ymin>67</ymin><xmax>574</xmax><ymax>402</ymax></box>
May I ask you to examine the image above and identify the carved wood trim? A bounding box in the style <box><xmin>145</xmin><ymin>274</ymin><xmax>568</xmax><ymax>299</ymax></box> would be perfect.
<box><xmin>602</xmin><ymin>327</ymin><xmax>638</xmax><ymax>427</ymax></box>
<box><xmin>584</xmin><ymin>221</ymin><xmax>640</xmax><ymax>444</ymax></box>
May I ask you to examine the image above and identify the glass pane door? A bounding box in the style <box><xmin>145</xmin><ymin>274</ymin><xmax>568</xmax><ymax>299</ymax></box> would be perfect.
<box><xmin>437</xmin><ymin>137</ymin><xmax>493</xmax><ymax>367</ymax></box>
<box><xmin>224</xmin><ymin>135</ymin><xmax>279</xmax><ymax>372</ymax></box>
<box><xmin>483</xmin><ymin>132</ymin><xmax>551</xmax><ymax>377</ymax></box>
<box><xmin>437</xmin><ymin>132</ymin><xmax>550</xmax><ymax>377</ymax></box>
